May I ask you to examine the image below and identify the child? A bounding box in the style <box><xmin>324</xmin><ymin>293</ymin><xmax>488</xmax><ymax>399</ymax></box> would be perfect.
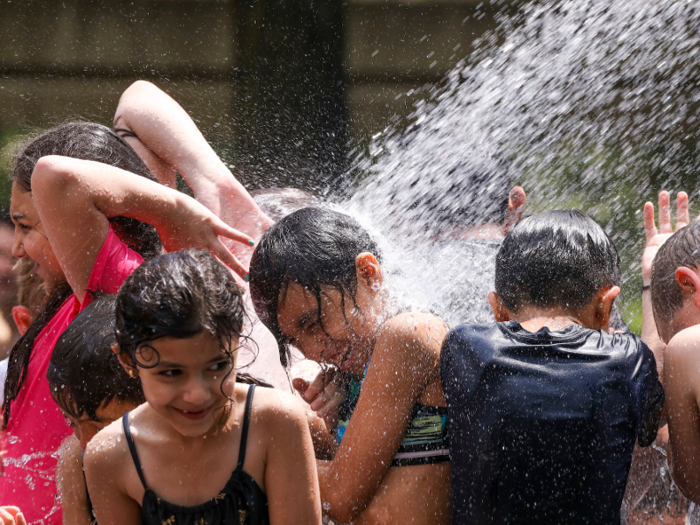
<box><xmin>249</xmin><ymin>207</ymin><xmax>451</xmax><ymax>525</ymax></box>
<box><xmin>1</xmin><ymin>122</ymin><xmax>252</xmax><ymax>524</ymax></box>
<box><xmin>48</xmin><ymin>294</ymin><xmax>144</xmax><ymax>525</ymax></box>
<box><xmin>85</xmin><ymin>250</ymin><xmax>322</xmax><ymax>525</ymax></box>
<box><xmin>441</xmin><ymin>210</ymin><xmax>664</xmax><ymax>524</ymax></box>
<box><xmin>649</xmin><ymin>215</ymin><xmax>700</xmax><ymax>504</ymax></box>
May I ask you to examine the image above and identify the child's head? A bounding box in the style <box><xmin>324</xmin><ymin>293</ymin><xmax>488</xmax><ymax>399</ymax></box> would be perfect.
<box><xmin>249</xmin><ymin>207</ymin><xmax>384</xmax><ymax>375</ymax></box>
<box><xmin>492</xmin><ymin>210</ymin><xmax>621</xmax><ymax>328</ymax></box>
<box><xmin>47</xmin><ymin>294</ymin><xmax>144</xmax><ymax>450</ymax></box>
<box><xmin>12</xmin><ymin>121</ymin><xmax>163</xmax><ymax>264</ymax></box>
<box><xmin>115</xmin><ymin>250</ymin><xmax>246</xmax><ymax>436</ymax></box>
<box><xmin>650</xmin><ymin>221</ymin><xmax>700</xmax><ymax>342</ymax></box>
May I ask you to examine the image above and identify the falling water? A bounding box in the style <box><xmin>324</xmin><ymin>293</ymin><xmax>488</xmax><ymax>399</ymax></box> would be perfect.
<box><xmin>343</xmin><ymin>0</ymin><xmax>700</xmax><ymax>327</ymax></box>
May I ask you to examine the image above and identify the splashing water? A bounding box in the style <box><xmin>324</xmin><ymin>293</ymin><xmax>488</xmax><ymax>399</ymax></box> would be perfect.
<box><xmin>344</xmin><ymin>0</ymin><xmax>700</xmax><ymax>323</ymax></box>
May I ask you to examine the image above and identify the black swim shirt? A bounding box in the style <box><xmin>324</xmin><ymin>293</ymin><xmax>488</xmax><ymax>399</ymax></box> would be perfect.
<box><xmin>441</xmin><ymin>321</ymin><xmax>664</xmax><ymax>525</ymax></box>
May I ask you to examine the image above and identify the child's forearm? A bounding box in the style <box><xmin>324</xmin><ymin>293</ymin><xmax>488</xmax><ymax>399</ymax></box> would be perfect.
<box><xmin>114</xmin><ymin>81</ymin><xmax>273</xmax><ymax>247</ymax></box>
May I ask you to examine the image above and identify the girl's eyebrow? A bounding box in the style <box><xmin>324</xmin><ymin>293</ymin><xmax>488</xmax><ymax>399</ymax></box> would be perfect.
<box><xmin>11</xmin><ymin>212</ymin><xmax>24</xmax><ymax>222</ymax></box>
<box><xmin>156</xmin><ymin>360</ymin><xmax>184</xmax><ymax>368</ymax></box>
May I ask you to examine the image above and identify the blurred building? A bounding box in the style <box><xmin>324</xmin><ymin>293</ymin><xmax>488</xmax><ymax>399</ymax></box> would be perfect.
<box><xmin>0</xmin><ymin>0</ymin><xmax>505</xmax><ymax>192</ymax></box>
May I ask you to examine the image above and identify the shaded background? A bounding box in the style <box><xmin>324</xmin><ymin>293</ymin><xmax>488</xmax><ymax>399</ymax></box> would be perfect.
<box><xmin>0</xmin><ymin>0</ymin><xmax>504</xmax><ymax>195</ymax></box>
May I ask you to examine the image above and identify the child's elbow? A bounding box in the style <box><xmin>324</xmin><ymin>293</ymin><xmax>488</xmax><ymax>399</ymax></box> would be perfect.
<box><xmin>324</xmin><ymin>492</ymin><xmax>367</xmax><ymax>523</ymax></box>
<box><xmin>32</xmin><ymin>156</ymin><xmax>76</xmax><ymax>190</ymax></box>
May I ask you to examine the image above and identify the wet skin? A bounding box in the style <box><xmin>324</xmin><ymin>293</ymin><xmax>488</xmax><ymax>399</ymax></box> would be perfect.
<box><xmin>275</xmin><ymin>255</ymin><xmax>451</xmax><ymax>525</ymax></box>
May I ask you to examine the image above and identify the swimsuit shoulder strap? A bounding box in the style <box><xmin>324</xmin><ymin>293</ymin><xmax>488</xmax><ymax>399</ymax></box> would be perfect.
<box><xmin>236</xmin><ymin>384</ymin><xmax>256</xmax><ymax>471</ymax></box>
<box><xmin>122</xmin><ymin>412</ymin><xmax>148</xmax><ymax>490</ymax></box>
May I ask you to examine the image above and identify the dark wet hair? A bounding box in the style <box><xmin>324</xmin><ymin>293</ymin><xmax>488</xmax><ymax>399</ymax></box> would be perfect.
<box><xmin>3</xmin><ymin>121</ymin><xmax>164</xmax><ymax>428</ymax></box>
<box><xmin>249</xmin><ymin>207</ymin><xmax>381</xmax><ymax>367</ymax></box>
<box><xmin>12</xmin><ymin>121</ymin><xmax>163</xmax><ymax>259</ymax></box>
<box><xmin>495</xmin><ymin>210</ymin><xmax>621</xmax><ymax>313</ymax></box>
<box><xmin>115</xmin><ymin>250</ymin><xmax>246</xmax><ymax>378</ymax></box>
<box><xmin>47</xmin><ymin>294</ymin><xmax>144</xmax><ymax>421</ymax></box>
<box><xmin>651</xmin><ymin>221</ymin><xmax>700</xmax><ymax>327</ymax></box>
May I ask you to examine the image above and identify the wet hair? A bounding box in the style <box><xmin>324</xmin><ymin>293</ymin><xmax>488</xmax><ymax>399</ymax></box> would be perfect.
<box><xmin>651</xmin><ymin>221</ymin><xmax>700</xmax><ymax>327</ymax></box>
<box><xmin>495</xmin><ymin>210</ymin><xmax>621</xmax><ymax>313</ymax></box>
<box><xmin>12</xmin><ymin>121</ymin><xmax>163</xmax><ymax>259</ymax></box>
<box><xmin>3</xmin><ymin>121</ymin><xmax>164</xmax><ymax>428</ymax></box>
<box><xmin>249</xmin><ymin>207</ymin><xmax>381</xmax><ymax>367</ymax></box>
<box><xmin>47</xmin><ymin>294</ymin><xmax>144</xmax><ymax>421</ymax></box>
<box><xmin>115</xmin><ymin>250</ymin><xmax>246</xmax><ymax>381</ymax></box>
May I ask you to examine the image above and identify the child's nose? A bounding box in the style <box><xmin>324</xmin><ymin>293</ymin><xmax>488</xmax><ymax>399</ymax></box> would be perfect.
<box><xmin>11</xmin><ymin>231</ymin><xmax>25</xmax><ymax>259</ymax></box>
<box><xmin>182</xmin><ymin>377</ymin><xmax>212</xmax><ymax>406</ymax></box>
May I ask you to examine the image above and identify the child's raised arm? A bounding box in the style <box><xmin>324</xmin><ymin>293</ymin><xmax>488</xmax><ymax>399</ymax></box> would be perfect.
<box><xmin>113</xmin><ymin>81</ymin><xmax>273</xmax><ymax>266</ymax></box>
<box><xmin>641</xmin><ymin>190</ymin><xmax>690</xmax><ymax>378</ymax></box>
<box><xmin>31</xmin><ymin>156</ymin><xmax>254</xmax><ymax>302</ymax></box>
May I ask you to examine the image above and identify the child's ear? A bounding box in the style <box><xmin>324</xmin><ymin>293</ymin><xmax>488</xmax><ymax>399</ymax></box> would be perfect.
<box><xmin>111</xmin><ymin>343</ymin><xmax>138</xmax><ymax>377</ymax></box>
<box><xmin>11</xmin><ymin>306</ymin><xmax>32</xmax><ymax>335</ymax></box>
<box><xmin>355</xmin><ymin>252</ymin><xmax>382</xmax><ymax>291</ymax></box>
<box><xmin>488</xmin><ymin>292</ymin><xmax>513</xmax><ymax>322</ymax></box>
<box><xmin>593</xmin><ymin>285</ymin><xmax>621</xmax><ymax>329</ymax></box>
<box><xmin>675</xmin><ymin>267</ymin><xmax>700</xmax><ymax>308</ymax></box>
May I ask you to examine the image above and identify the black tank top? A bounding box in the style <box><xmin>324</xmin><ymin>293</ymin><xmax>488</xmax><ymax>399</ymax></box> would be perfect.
<box><xmin>122</xmin><ymin>385</ymin><xmax>270</xmax><ymax>525</ymax></box>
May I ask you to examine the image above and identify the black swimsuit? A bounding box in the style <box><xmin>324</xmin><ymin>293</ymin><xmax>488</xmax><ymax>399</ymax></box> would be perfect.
<box><xmin>122</xmin><ymin>385</ymin><xmax>270</xmax><ymax>525</ymax></box>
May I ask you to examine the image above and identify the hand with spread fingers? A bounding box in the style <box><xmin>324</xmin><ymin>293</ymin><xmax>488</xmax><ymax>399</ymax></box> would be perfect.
<box><xmin>643</xmin><ymin>190</ymin><xmax>690</xmax><ymax>286</ymax></box>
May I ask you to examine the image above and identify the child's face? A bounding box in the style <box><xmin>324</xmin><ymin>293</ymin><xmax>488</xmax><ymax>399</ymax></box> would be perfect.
<box><xmin>276</xmin><ymin>280</ymin><xmax>381</xmax><ymax>376</ymax></box>
<box><xmin>64</xmin><ymin>399</ymin><xmax>139</xmax><ymax>450</ymax></box>
<box><xmin>10</xmin><ymin>183</ymin><xmax>64</xmax><ymax>291</ymax></box>
<box><xmin>135</xmin><ymin>331</ymin><xmax>236</xmax><ymax>437</ymax></box>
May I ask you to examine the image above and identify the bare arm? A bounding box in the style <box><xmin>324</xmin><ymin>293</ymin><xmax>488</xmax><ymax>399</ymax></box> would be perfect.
<box><xmin>261</xmin><ymin>392</ymin><xmax>323</xmax><ymax>525</ymax></box>
<box><xmin>114</xmin><ymin>80</ymin><xmax>273</xmax><ymax>266</ymax></box>
<box><xmin>56</xmin><ymin>437</ymin><xmax>92</xmax><ymax>525</ymax></box>
<box><xmin>318</xmin><ymin>313</ymin><xmax>448</xmax><ymax>523</ymax></box>
<box><xmin>84</xmin><ymin>430</ymin><xmax>143</xmax><ymax>525</ymax></box>
<box><xmin>641</xmin><ymin>191</ymin><xmax>690</xmax><ymax>379</ymax></box>
<box><xmin>664</xmin><ymin>326</ymin><xmax>700</xmax><ymax>502</ymax></box>
<box><xmin>31</xmin><ymin>156</ymin><xmax>254</xmax><ymax>301</ymax></box>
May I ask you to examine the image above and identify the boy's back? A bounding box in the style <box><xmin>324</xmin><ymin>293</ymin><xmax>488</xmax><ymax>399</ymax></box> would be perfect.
<box><xmin>441</xmin><ymin>321</ymin><xmax>663</xmax><ymax>525</ymax></box>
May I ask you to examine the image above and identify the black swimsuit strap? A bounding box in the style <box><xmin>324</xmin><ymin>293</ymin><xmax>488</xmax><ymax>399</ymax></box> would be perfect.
<box><xmin>236</xmin><ymin>385</ymin><xmax>256</xmax><ymax>471</ymax></box>
<box><xmin>122</xmin><ymin>412</ymin><xmax>148</xmax><ymax>490</ymax></box>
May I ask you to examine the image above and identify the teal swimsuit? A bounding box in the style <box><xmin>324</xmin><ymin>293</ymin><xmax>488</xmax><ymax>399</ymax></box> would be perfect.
<box><xmin>335</xmin><ymin>362</ymin><xmax>450</xmax><ymax>467</ymax></box>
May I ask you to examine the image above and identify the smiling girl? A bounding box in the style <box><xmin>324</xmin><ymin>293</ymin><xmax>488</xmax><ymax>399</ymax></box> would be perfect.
<box><xmin>85</xmin><ymin>250</ymin><xmax>322</xmax><ymax>525</ymax></box>
<box><xmin>249</xmin><ymin>207</ymin><xmax>452</xmax><ymax>525</ymax></box>
<box><xmin>0</xmin><ymin>123</ymin><xmax>253</xmax><ymax>524</ymax></box>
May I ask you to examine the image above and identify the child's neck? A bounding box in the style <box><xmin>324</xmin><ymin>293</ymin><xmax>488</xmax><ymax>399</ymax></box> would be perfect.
<box><xmin>511</xmin><ymin>306</ymin><xmax>587</xmax><ymax>334</ymax></box>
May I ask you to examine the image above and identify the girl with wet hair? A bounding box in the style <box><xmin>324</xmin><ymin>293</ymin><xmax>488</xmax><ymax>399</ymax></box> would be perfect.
<box><xmin>249</xmin><ymin>207</ymin><xmax>452</xmax><ymax>525</ymax></box>
<box><xmin>1</xmin><ymin>121</ymin><xmax>254</xmax><ymax>525</ymax></box>
<box><xmin>85</xmin><ymin>250</ymin><xmax>321</xmax><ymax>525</ymax></box>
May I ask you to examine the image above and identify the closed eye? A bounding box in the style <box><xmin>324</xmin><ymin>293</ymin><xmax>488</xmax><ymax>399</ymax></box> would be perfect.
<box><xmin>158</xmin><ymin>369</ymin><xmax>182</xmax><ymax>378</ymax></box>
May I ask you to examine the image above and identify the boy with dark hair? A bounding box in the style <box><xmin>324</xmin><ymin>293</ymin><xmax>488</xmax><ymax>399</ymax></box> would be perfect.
<box><xmin>649</xmin><ymin>210</ymin><xmax>700</xmax><ymax>504</ymax></box>
<box><xmin>441</xmin><ymin>209</ymin><xmax>664</xmax><ymax>525</ymax></box>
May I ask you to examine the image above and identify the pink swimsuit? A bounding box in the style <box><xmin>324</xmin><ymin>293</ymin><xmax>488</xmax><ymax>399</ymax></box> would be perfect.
<box><xmin>0</xmin><ymin>229</ymin><xmax>143</xmax><ymax>524</ymax></box>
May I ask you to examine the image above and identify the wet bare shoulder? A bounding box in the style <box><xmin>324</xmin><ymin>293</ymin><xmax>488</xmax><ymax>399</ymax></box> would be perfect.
<box><xmin>377</xmin><ymin>311</ymin><xmax>450</xmax><ymax>363</ymax></box>
<box><xmin>84</xmin><ymin>416</ymin><xmax>131</xmax><ymax>473</ymax></box>
<box><xmin>248</xmin><ymin>385</ymin><xmax>308</xmax><ymax>434</ymax></box>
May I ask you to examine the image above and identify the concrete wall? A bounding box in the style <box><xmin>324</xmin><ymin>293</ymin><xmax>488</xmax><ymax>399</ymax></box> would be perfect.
<box><xmin>0</xmin><ymin>0</ymin><xmax>505</xmax><ymax>186</ymax></box>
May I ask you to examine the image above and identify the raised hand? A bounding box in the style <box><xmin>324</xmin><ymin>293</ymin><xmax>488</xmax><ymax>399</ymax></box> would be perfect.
<box><xmin>155</xmin><ymin>194</ymin><xmax>255</xmax><ymax>280</ymax></box>
<box><xmin>642</xmin><ymin>191</ymin><xmax>689</xmax><ymax>285</ymax></box>
<box><xmin>503</xmin><ymin>186</ymin><xmax>527</xmax><ymax>235</ymax></box>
